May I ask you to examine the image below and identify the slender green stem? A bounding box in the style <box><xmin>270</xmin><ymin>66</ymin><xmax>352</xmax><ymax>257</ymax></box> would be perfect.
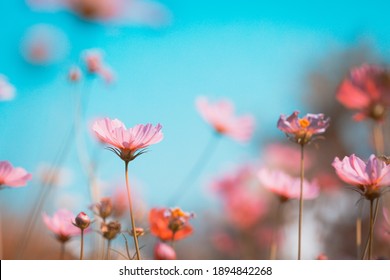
<box><xmin>80</xmin><ymin>230</ymin><xmax>84</xmax><ymax>260</ymax></box>
<box><xmin>297</xmin><ymin>144</ymin><xmax>305</xmax><ymax>260</ymax></box>
<box><xmin>125</xmin><ymin>161</ymin><xmax>141</xmax><ymax>260</ymax></box>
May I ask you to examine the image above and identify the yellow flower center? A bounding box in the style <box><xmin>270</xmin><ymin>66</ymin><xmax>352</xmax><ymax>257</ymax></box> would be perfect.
<box><xmin>170</xmin><ymin>208</ymin><xmax>186</xmax><ymax>218</ymax></box>
<box><xmin>298</xmin><ymin>118</ymin><xmax>310</xmax><ymax>128</ymax></box>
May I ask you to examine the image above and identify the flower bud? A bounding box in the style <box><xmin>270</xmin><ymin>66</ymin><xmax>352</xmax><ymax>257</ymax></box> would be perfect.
<box><xmin>101</xmin><ymin>221</ymin><xmax>121</xmax><ymax>240</ymax></box>
<box><xmin>74</xmin><ymin>212</ymin><xmax>91</xmax><ymax>230</ymax></box>
<box><xmin>154</xmin><ymin>242</ymin><xmax>176</xmax><ymax>260</ymax></box>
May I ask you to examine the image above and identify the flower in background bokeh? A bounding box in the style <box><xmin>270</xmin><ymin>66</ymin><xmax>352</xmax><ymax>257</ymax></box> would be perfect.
<box><xmin>257</xmin><ymin>168</ymin><xmax>320</xmax><ymax>202</ymax></box>
<box><xmin>42</xmin><ymin>209</ymin><xmax>80</xmax><ymax>242</ymax></box>
<box><xmin>0</xmin><ymin>75</ymin><xmax>16</xmax><ymax>102</ymax></box>
<box><xmin>154</xmin><ymin>242</ymin><xmax>177</xmax><ymax>260</ymax></box>
<box><xmin>223</xmin><ymin>189</ymin><xmax>267</xmax><ymax>230</ymax></box>
<box><xmin>277</xmin><ymin>111</ymin><xmax>330</xmax><ymax>145</ymax></box>
<box><xmin>210</xmin><ymin>164</ymin><xmax>253</xmax><ymax>195</ymax></box>
<box><xmin>149</xmin><ymin>207</ymin><xmax>194</xmax><ymax>241</ymax></box>
<box><xmin>196</xmin><ymin>96</ymin><xmax>255</xmax><ymax>142</ymax></box>
<box><xmin>27</xmin><ymin>0</ymin><xmax>171</xmax><ymax>27</ymax></box>
<box><xmin>332</xmin><ymin>154</ymin><xmax>390</xmax><ymax>200</ymax></box>
<box><xmin>262</xmin><ymin>143</ymin><xmax>313</xmax><ymax>175</ymax></box>
<box><xmin>68</xmin><ymin>66</ymin><xmax>82</xmax><ymax>83</ymax></box>
<box><xmin>20</xmin><ymin>24</ymin><xmax>69</xmax><ymax>66</ymax></box>
<box><xmin>0</xmin><ymin>161</ymin><xmax>32</xmax><ymax>190</ymax></box>
<box><xmin>336</xmin><ymin>64</ymin><xmax>390</xmax><ymax>122</ymax></box>
<box><xmin>92</xmin><ymin>117</ymin><xmax>163</xmax><ymax>162</ymax></box>
<box><xmin>81</xmin><ymin>49</ymin><xmax>115</xmax><ymax>83</ymax></box>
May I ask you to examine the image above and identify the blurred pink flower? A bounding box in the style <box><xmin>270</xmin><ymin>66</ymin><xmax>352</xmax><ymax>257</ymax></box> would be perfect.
<box><xmin>210</xmin><ymin>164</ymin><xmax>254</xmax><ymax>195</ymax></box>
<box><xmin>154</xmin><ymin>242</ymin><xmax>177</xmax><ymax>260</ymax></box>
<box><xmin>257</xmin><ymin>168</ymin><xmax>320</xmax><ymax>202</ymax></box>
<box><xmin>262</xmin><ymin>143</ymin><xmax>313</xmax><ymax>174</ymax></box>
<box><xmin>376</xmin><ymin>208</ymin><xmax>390</xmax><ymax>243</ymax></box>
<box><xmin>277</xmin><ymin>111</ymin><xmax>330</xmax><ymax>145</ymax></box>
<box><xmin>20</xmin><ymin>24</ymin><xmax>69</xmax><ymax>66</ymax></box>
<box><xmin>0</xmin><ymin>75</ymin><xmax>16</xmax><ymax>101</ymax></box>
<box><xmin>336</xmin><ymin>64</ymin><xmax>390</xmax><ymax>122</ymax></box>
<box><xmin>92</xmin><ymin>117</ymin><xmax>163</xmax><ymax>162</ymax></box>
<box><xmin>332</xmin><ymin>154</ymin><xmax>390</xmax><ymax>200</ymax></box>
<box><xmin>27</xmin><ymin>0</ymin><xmax>171</xmax><ymax>27</ymax></box>
<box><xmin>223</xmin><ymin>189</ymin><xmax>267</xmax><ymax>230</ymax></box>
<box><xmin>211</xmin><ymin>232</ymin><xmax>238</xmax><ymax>255</ymax></box>
<box><xmin>43</xmin><ymin>209</ymin><xmax>81</xmax><ymax>242</ymax></box>
<box><xmin>81</xmin><ymin>49</ymin><xmax>114</xmax><ymax>83</ymax></box>
<box><xmin>196</xmin><ymin>96</ymin><xmax>255</xmax><ymax>142</ymax></box>
<box><xmin>68</xmin><ymin>66</ymin><xmax>82</xmax><ymax>82</ymax></box>
<box><xmin>0</xmin><ymin>161</ymin><xmax>32</xmax><ymax>189</ymax></box>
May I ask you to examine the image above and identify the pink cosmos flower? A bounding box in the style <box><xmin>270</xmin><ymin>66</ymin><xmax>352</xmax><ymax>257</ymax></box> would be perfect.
<box><xmin>257</xmin><ymin>168</ymin><xmax>320</xmax><ymax>202</ymax></box>
<box><xmin>0</xmin><ymin>161</ymin><xmax>32</xmax><ymax>189</ymax></box>
<box><xmin>277</xmin><ymin>111</ymin><xmax>330</xmax><ymax>145</ymax></box>
<box><xmin>92</xmin><ymin>117</ymin><xmax>163</xmax><ymax>162</ymax></box>
<box><xmin>196</xmin><ymin>96</ymin><xmax>255</xmax><ymax>142</ymax></box>
<box><xmin>332</xmin><ymin>154</ymin><xmax>390</xmax><ymax>200</ymax></box>
<box><xmin>0</xmin><ymin>75</ymin><xmax>16</xmax><ymax>101</ymax></box>
<box><xmin>43</xmin><ymin>209</ymin><xmax>81</xmax><ymax>242</ymax></box>
<box><xmin>336</xmin><ymin>64</ymin><xmax>390</xmax><ymax>122</ymax></box>
<box><xmin>154</xmin><ymin>242</ymin><xmax>177</xmax><ymax>260</ymax></box>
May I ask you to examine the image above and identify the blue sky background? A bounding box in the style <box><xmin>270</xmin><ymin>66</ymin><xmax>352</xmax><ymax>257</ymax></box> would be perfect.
<box><xmin>1</xmin><ymin>0</ymin><xmax>390</xmax><ymax>216</ymax></box>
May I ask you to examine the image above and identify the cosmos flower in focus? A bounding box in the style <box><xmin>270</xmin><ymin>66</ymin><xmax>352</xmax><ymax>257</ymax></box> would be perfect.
<box><xmin>20</xmin><ymin>24</ymin><xmax>69</xmax><ymax>66</ymax></box>
<box><xmin>0</xmin><ymin>161</ymin><xmax>32</xmax><ymax>190</ymax></box>
<box><xmin>0</xmin><ymin>75</ymin><xmax>16</xmax><ymax>102</ymax></box>
<box><xmin>332</xmin><ymin>154</ymin><xmax>390</xmax><ymax>200</ymax></box>
<box><xmin>258</xmin><ymin>168</ymin><xmax>320</xmax><ymax>202</ymax></box>
<box><xmin>196</xmin><ymin>96</ymin><xmax>255</xmax><ymax>142</ymax></box>
<box><xmin>43</xmin><ymin>209</ymin><xmax>81</xmax><ymax>242</ymax></box>
<box><xmin>277</xmin><ymin>111</ymin><xmax>330</xmax><ymax>145</ymax></box>
<box><xmin>92</xmin><ymin>117</ymin><xmax>163</xmax><ymax>162</ymax></box>
<box><xmin>336</xmin><ymin>64</ymin><xmax>390</xmax><ymax>122</ymax></box>
<box><xmin>149</xmin><ymin>207</ymin><xmax>194</xmax><ymax>241</ymax></box>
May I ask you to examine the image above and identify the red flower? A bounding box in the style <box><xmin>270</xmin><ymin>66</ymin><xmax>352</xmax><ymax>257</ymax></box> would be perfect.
<box><xmin>149</xmin><ymin>208</ymin><xmax>193</xmax><ymax>241</ymax></box>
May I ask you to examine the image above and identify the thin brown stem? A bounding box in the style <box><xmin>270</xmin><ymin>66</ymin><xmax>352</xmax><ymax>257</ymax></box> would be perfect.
<box><xmin>106</xmin><ymin>240</ymin><xmax>111</xmax><ymax>260</ymax></box>
<box><xmin>60</xmin><ymin>242</ymin><xmax>65</xmax><ymax>260</ymax></box>
<box><xmin>356</xmin><ymin>201</ymin><xmax>363</xmax><ymax>259</ymax></box>
<box><xmin>125</xmin><ymin>161</ymin><xmax>141</xmax><ymax>260</ymax></box>
<box><xmin>373</xmin><ymin>122</ymin><xmax>384</xmax><ymax>155</ymax></box>
<box><xmin>79</xmin><ymin>230</ymin><xmax>84</xmax><ymax>260</ymax></box>
<box><xmin>297</xmin><ymin>144</ymin><xmax>304</xmax><ymax>260</ymax></box>
<box><xmin>362</xmin><ymin>198</ymin><xmax>380</xmax><ymax>259</ymax></box>
<box><xmin>368</xmin><ymin>199</ymin><xmax>374</xmax><ymax>260</ymax></box>
<box><xmin>269</xmin><ymin>202</ymin><xmax>283</xmax><ymax>260</ymax></box>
